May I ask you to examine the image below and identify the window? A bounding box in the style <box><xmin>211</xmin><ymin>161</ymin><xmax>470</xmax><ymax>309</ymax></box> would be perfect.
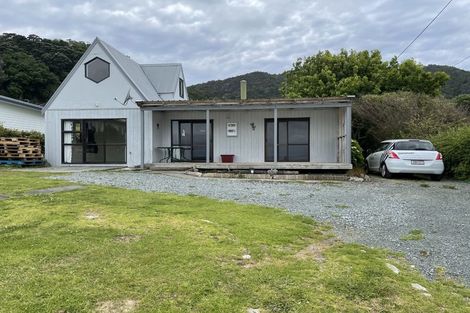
<box><xmin>265</xmin><ymin>118</ymin><xmax>309</xmax><ymax>162</ymax></box>
<box><xmin>85</xmin><ymin>57</ymin><xmax>110</xmax><ymax>83</ymax></box>
<box><xmin>393</xmin><ymin>141</ymin><xmax>435</xmax><ymax>151</ymax></box>
<box><xmin>62</xmin><ymin>119</ymin><xmax>126</xmax><ymax>164</ymax></box>
<box><xmin>171</xmin><ymin>120</ymin><xmax>213</xmax><ymax>162</ymax></box>
<box><xmin>179</xmin><ymin>78</ymin><xmax>185</xmax><ymax>98</ymax></box>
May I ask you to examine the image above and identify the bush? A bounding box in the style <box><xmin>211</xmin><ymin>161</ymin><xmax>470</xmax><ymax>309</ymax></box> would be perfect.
<box><xmin>430</xmin><ymin>126</ymin><xmax>470</xmax><ymax>180</ymax></box>
<box><xmin>0</xmin><ymin>124</ymin><xmax>44</xmax><ymax>152</ymax></box>
<box><xmin>351</xmin><ymin>139</ymin><xmax>365</xmax><ymax>168</ymax></box>
<box><xmin>353</xmin><ymin>92</ymin><xmax>467</xmax><ymax>152</ymax></box>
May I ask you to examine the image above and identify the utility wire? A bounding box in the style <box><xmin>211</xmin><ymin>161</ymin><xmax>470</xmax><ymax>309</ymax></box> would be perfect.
<box><xmin>454</xmin><ymin>55</ymin><xmax>470</xmax><ymax>67</ymax></box>
<box><xmin>398</xmin><ymin>0</ymin><xmax>453</xmax><ymax>59</ymax></box>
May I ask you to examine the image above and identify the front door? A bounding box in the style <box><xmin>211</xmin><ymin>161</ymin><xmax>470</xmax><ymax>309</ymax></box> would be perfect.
<box><xmin>171</xmin><ymin>120</ymin><xmax>213</xmax><ymax>162</ymax></box>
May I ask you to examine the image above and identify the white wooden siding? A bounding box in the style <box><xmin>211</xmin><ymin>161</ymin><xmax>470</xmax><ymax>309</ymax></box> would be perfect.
<box><xmin>0</xmin><ymin>102</ymin><xmax>44</xmax><ymax>133</ymax></box>
<box><xmin>152</xmin><ymin>108</ymin><xmax>339</xmax><ymax>163</ymax></box>
<box><xmin>45</xmin><ymin>109</ymin><xmax>153</xmax><ymax>166</ymax></box>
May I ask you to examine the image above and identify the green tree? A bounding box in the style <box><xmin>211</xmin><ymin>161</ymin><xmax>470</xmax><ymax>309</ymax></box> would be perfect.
<box><xmin>281</xmin><ymin>50</ymin><xmax>449</xmax><ymax>97</ymax></box>
<box><xmin>0</xmin><ymin>33</ymin><xmax>88</xmax><ymax>104</ymax></box>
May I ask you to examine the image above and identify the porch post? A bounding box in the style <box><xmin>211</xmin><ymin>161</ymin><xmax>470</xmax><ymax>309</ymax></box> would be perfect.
<box><xmin>206</xmin><ymin>109</ymin><xmax>210</xmax><ymax>163</ymax></box>
<box><xmin>273</xmin><ymin>105</ymin><xmax>278</xmax><ymax>163</ymax></box>
<box><xmin>140</xmin><ymin>109</ymin><xmax>145</xmax><ymax>169</ymax></box>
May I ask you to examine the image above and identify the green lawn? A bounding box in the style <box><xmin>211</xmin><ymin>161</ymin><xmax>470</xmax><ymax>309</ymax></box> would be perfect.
<box><xmin>0</xmin><ymin>170</ymin><xmax>469</xmax><ymax>312</ymax></box>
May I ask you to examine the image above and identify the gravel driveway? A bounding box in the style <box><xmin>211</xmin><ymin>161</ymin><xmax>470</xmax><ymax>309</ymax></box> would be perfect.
<box><xmin>57</xmin><ymin>171</ymin><xmax>470</xmax><ymax>285</ymax></box>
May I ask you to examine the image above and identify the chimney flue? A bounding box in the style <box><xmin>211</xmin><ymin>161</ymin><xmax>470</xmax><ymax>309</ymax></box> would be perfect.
<box><xmin>240</xmin><ymin>80</ymin><xmax>247</xmax><ymax>100</ymax></box>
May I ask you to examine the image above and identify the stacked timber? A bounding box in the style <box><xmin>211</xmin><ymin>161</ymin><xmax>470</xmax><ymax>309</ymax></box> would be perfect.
<box><xmin>0</xmin><ymin>137</ymin><xmax>44</xmax><ymax>165</ymax></box>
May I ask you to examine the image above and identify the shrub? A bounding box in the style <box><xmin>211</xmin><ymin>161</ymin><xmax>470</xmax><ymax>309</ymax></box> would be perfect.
<box><xmin>351</xmin><ymin>139</ymin><xmax>365</xmax><ymax>168</ymax></box>
<box><xmin>0</xmin><ymin>124</ymin><xmax>44</xmax><ymax>142</ymax></box>
<box><xmin>353</xmin><ymin>92</ymin><xmax>467</xmax><ymax>152</ymax></box>
<box><xmin>430</xmin><ymin>126</ymin><xmax>470</xmax><ymax>180</ymax></box>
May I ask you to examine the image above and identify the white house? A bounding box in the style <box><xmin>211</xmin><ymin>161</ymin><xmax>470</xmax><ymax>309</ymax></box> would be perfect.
<box><xmin>0</xmin><ymin>95</ymin><xmax>44</xmax><ymax>133</ymax></box>
<box><xmin>44</xmin><ymin>38</ymin><xmax>352</xmax><ymax>170</ymax></box>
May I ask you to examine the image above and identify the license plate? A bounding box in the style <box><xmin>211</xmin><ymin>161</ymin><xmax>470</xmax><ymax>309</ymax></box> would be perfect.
<box><xmin>411</xmin><ymin>160</ymin><xmax>425</xmax><ymax>165</ymax></box>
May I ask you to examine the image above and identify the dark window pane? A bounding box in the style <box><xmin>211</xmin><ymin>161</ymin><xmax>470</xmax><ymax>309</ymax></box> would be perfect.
<box><xmin>394</xmin><ymin>141</ymin><xmax>434</xmax><ymax>151</ymax></box>
<box><xmin>265</xmin><ymin>121</ymin><xmax>274</xmax><ymax>162</ymax></box>
<box><xmin>288</xmin><ymin>145</ymin><xmax>309</xmax><ymax>161</ymax></box>
<box><xmin>172</xmin><ymin>121</ymin><xmax>179</xmax><ymax>145</ymax></box>
<box><xmin>63</xmin><ymin>145</ymin><xmax>83</xmax><ymax>163</ymax></box>
<box><xmin>288</xmin><ymin>121</ymin><xmax>309</xmax><ymax>144</ymax></box>
<box><xmin>278</xmin><ymin>121</ymin><xmax>288</xmax><ymax>145</ymax></box>
<box><xmin>278</xmin><ymin>144</ymin><xmax>288</xmax><ymax>161</ymax></box>
<box><xmin>179</xmin><ymin>123</ymin><xmax>192</xmax><ymax>146</ymax></box>
<box><xmin>85</xmin><ymin>120</ymin><xmax>106</xmax><ymax>144</ymax></box>
<box><xmin>105</xmin><ymin>145</ymin><xmax>126</xmax><ymax>163</ymax></box>
<box><xmin>85</xmin><ymin>57</ymin><xmax>110</xmax><ymax>83</ymax></box>
<box><xmin>105</xmin><ymin>119</ymin><xmax>126</xmax><ymax>144</ymax></box>
<box><xmin>192</xmin><ymin>123</ymin><xmax>206</xmax><ymax>146</ymax></box>
<box><xmin>85</xmin><ymin>144</ymin><xmax>105</xmax><ymax>163</ymax></box>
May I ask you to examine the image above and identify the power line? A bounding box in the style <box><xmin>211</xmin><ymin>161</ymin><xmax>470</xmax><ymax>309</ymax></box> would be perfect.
<box><xmin>454</xmin><ymin>55</ymin><xmax>470</xmax><ymax>67</ymax></box>
<box><xmin>398</xmin><ymin>0</ymin><xmax>453</xmax><ymax>59</ymax></box>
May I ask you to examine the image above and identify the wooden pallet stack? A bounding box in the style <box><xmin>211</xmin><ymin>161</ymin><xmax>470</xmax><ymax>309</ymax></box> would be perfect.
<box><xmin>0</xmin><ymin>137</ymin><xmax>44</xmax><ymax>166</ymax></box>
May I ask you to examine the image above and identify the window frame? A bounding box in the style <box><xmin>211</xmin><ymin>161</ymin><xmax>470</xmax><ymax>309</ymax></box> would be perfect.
<box><xmin>264</xmin><ymin>118</ymin><xmax>310</xmax><ymax>162</ymax></box>
<box><xmin>84</xmin><ymin>57</ymin><xmax>110</xmax><ymax>83</ymax></box>
<box><xmin>62</xmin><ymin>119</ymin><xmax>127</xmax><ymax>164</ymax></box>
<box><xmin>179</xmin><ymin>78</ymin><xmax>185</xmax><ymax>98</ymax></box>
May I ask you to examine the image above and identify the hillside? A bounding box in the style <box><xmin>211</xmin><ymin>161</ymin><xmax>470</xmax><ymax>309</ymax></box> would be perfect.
<box><xmin>425</xmin><ymin>64</ymin><xmax>470</xmax><ymax>98</ymax></box>
<box><xmin>188</xmin><ymin>71</ymin><xmax>285</xmax><ymax>100</ymax></box>
<box><xmin>0</xmin><ymin>33</ymin><xmax>88</xmax><ymax>104</ymax></box>
<box><xmin>189</xmin><ymin>65</ymin><xmax>470</xmax><ymax>100</ymax></box>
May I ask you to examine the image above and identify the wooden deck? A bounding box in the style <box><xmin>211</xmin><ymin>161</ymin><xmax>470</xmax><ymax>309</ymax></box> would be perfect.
<box><xmin>147</xmin><ymin>162</ymin><xmax>352</xmax><ymax>171</ymax></box>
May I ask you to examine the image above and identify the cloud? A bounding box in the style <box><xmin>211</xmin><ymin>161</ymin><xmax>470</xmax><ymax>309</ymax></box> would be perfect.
<box><xmin>0</xmin><ymin>0</ymin><xmax>468</xmax><ymax>84</ymax></box>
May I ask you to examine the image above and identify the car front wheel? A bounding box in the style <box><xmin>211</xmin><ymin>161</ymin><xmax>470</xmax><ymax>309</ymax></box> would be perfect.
<box><xmin>380</xmin><ymin>163</ymin><xmax>392</xmax><ymax>178</ymax></box>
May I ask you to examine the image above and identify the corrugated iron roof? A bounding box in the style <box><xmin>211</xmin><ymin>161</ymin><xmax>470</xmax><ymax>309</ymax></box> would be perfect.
<box><xmin>0</xmin><ymin>95</ymin><xmax>43</xmax><ymax>111</ymax></box>
<box><xmin>99</xmin><ymin>39</ymin><xmax>161</xmax><ymax>100</ymax></box>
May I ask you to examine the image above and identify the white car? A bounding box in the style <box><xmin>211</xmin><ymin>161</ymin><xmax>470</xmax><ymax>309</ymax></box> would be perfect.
<box><xmin>365</xmin><ymin>139</ymin><xmax>444</xmax><ymax>180</ymax></box>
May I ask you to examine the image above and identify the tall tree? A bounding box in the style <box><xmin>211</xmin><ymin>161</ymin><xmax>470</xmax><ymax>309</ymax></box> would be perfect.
<box><xmin>0</xmin><ymin>33</ymin><xmax>88</xmax><ymax>104</ymax></box>
<box><xmin>281</xmin><ymin>50</ymin><xmax>449</xmax><ymax>98</ymax></box>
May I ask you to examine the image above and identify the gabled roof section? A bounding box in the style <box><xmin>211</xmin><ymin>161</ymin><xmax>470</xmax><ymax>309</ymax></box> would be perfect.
<box><xmin>99</xmin><ymin>39</ymin><xmax>160</xmax><ymax>100</ymax></box>
<box><xmin>0</xmin><ymin>95</ymin><xmax>42</xmax><ymax>111</ymax></box>
<box><xmin>42</xmin><ymin>37</ymin><xmax>163</xmax><ymax>113</ymax></box>
<box><xmin>141</xmin><ymin>63</ymin><xmax>183</xmax><ymax>94</ymax></box>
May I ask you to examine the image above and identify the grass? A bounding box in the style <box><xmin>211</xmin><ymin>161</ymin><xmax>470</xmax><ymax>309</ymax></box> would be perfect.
<box><xmin>401</xmin><ymin>229</ymin><xmax>425</xmax><ymax>241</ymax></box>
<box><xmin>420</xmin><ymin>183</ymin><xmax>430</xmax><ymax>188</ymax></box>
<box><xmin>0</xmin><ymin>170</ymin><xmax>469</xmax><ymax>312</ymax></box>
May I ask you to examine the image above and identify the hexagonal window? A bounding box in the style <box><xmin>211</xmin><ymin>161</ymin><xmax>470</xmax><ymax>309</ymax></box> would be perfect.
<box><xmin>85</xmin><ymin>57</ymin><xmax>110</xmax><ymax>83</ymax></box>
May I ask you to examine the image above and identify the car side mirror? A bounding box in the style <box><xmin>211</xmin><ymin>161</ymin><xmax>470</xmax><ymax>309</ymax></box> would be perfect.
<box><xmin>366</xmin><ymin>148</ymin><xmax>372</xmax><ymax>155</ymax></box>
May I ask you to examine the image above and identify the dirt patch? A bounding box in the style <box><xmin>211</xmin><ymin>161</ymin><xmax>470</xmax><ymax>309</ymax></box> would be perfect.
<box><xmin>295</xmin><ymin>238</ymin><xmax>338</xmax><ymax>262</ymax></box>
<box><xmin>114</xmin><ymin>235</ymin><xmax>141</xmax><ymax>243</ymax></box>
<box><xmin>85</xmin><ymin>212</ymin><xmax>99</xmax><ymax>220</ymax></box>
<box><xmin>95</xmin><ymin>299</ymin><xmax>138</xmax><ymax>313</ymax></box>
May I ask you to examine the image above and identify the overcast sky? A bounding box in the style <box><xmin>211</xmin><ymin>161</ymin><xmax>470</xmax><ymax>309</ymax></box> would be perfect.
<box><xmin>1</xmin><ymin>0</ymin><xmax>470</xmax><ymax>85</ymax></box>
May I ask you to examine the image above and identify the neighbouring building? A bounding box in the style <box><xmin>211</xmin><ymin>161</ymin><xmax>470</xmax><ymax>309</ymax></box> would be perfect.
<box><xmin>0</xmin><ymin>95</ymin><xmax>44</xmax><ymax>133</ymax></box>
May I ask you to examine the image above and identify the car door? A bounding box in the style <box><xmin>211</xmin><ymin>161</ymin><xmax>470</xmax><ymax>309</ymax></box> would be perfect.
<box><xmin>368</xmin><ymin>142</ymin><xmax>390</xmax><ymax>171</ymax></box>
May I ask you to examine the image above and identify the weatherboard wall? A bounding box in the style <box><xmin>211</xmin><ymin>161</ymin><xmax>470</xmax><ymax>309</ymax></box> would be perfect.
<box><xmin>0</xmin><ymin>101</ymin><xmax>44</xmax><ymax>133</ymax></box>
<box><xmin>44</xmin><ymin>109</ymin><xmax>153</xmax><ymax>166</ymax></box>
<box><xmin>152</xmin><ymin>108</ymin><xmax>339</xmax><ymax>163</ymax></box>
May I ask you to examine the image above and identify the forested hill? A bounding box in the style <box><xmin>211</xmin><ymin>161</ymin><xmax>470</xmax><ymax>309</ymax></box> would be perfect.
<box><xmin>190</xmin><ymin>66</ymin><xmax>470</xmax><ymax>100</ymax></box>
<box><xmin>0</xmin><ymin>33</ymin><xmax>88</xmax><ymax>104</ymax></box>
<box><xmin>424</xmin><ymin>64</ymin><xmax>470</xmax><ymax>98</ymax></box>
<box><xmin>188</xmin><ymin>71</ymin><xmax>285</xmax><ymax>100</ymax></box>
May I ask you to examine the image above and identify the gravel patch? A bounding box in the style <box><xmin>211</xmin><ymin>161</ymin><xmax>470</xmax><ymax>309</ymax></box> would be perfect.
<box><xmin>54</xmin><ymin>171</ymin><xmax>470</xmax><ymax>285</ymax></box>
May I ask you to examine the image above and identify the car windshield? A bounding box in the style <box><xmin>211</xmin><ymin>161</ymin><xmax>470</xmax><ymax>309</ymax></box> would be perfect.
<box><xmin>394</xmin><ymin>141</ymin><xmax>434</xmax><ymax>151</ymax></box>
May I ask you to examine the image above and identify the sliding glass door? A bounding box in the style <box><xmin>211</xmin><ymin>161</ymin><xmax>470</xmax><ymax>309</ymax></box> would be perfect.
<box><xmin>171</xmin><ymin>120</ymin><xmax>213</xmax><ymax>162</ymax></box>
<box><xmin>62</xmin><ymin>119</ymin><xmax>126</xmax><ymax>164</ymax></box>
<box><xmin>265</xmin><ymin>118</ymin><xmax>309</xmax><ymax>162</ymax></box>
